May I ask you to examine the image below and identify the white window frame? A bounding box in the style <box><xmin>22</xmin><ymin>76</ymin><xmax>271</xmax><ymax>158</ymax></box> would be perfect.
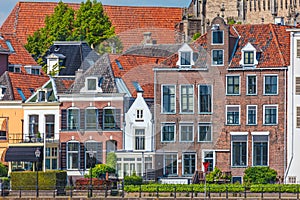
<box><xmin>161</xmin><ymin>84</ymin><xmax>176</xmax><ymax>114</ymax></box>
<box><xmin>226</xmin><ymin>105</ymin><xmax>240</xmax><ymax>125</ymax></box>
<box><xmin>251</xmin><ymin>132</ymin><xmax>269</xmax><ymax>167</ymax></box>
<box><xmin>211</xmin><ymin>29</ymin><xmax>224</xmax><ymax>45</ymax></box>
<box><xmin>182</xmin><ymin>152</ymin><xmax>197</xmax><ymax>176</ymax></box>
<box><xmin>246</xmin><ymin>75</ymin><xmax>257</xmax><ymax>95</ymax></box>
<box><xmin>230</xmin><ymin>132</ymin><xmax>248</xmax><ymax>167</ymax></box>
<box><xmin>136</xmin><ymin>109</ymin><xmax>144</xmax><ymax>121</ymax></box>
<box><xmin>263</xmin><ymin>104</ymin><xmax>278</xmax><ymax>125</ymax></box>
<box><xmin>246</xmin><ymin>105</ymin><xmax>257</xmax><ymax>125</ymax></box>
<box><xmin>179</xmin><ymin>123</ymin><xmax>194</xmax><ymax>142</ymax></box>
<box><xmin>67</xmin><ymin>141</ymin><xmax>80</xmax><ymax>170</ymax></box>
<box><xmin>180</xmin><ymin>84</ymin><xmax>194</xmax><ymax>114</ymax></box>
<box><xmin>67</xmin><ymin>107</ymin><xmax>80</xmax><ymax>130</ymax></box>
<box><xmin>211</xmin><ymin>49</ymin><xmax>224</xmax><ymax>66</ymax></box>
<box><xmin>226</xmin><ymin>75</ymin><xmax>240</xmax><ymax>95</ymax></box>
<box><xmin>263</xmin><ymin>74</ymin><xmax>278</xmax><ymax>95</ymax></box>
<box><xmin>198</xmin><ymin>123</ymin><xmax>212</xmax><ymax>142</ymax></box>
<box><xmin>163</xmin><ymin>153</ymin><xmax>178</xmax><ymax>176</ymax></box>
<box><xmin>161</xmin><ymin>123</ymin><xmax>176</xmax><ymax>142</ymax></box>
<box><xmin>86</xmin><ymin>77</ymin><xmax>97</xmax><ymax>91</ymax></box>
<box><xmin>239</xmin><ymin>42</ymin><xmax>258</xmax><ymax>67</ymax></box>
<box><xmin>24</xmin><ymin>65</ymin><xmax>41</xmax><ymax>75</ymax></box>
<box><xmin>179</xmin><ymin>51</ymin><xmax>192</xmax><ymax>68</ymax></box>
<box><xmin>202</xmin><ymin>150</ymin><xmax>215</xmax><ymax>172</ymax></box>
<box><xmin>198</xmin><ymin>84</ymin><xmax>213</xmax><ymax>114</ymax></box>
<box><xmin>85</xmin><ymin>107</ymin><xmax>98</xmax><ymax>130</ymax></box>
<box><xmin>84</xmin><ymin>141</ymin><xmax>98</xmax><ymax>169</ymax></box>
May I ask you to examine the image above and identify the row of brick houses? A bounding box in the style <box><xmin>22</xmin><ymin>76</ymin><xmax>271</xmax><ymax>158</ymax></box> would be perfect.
<box><xmin>0</xmin><ymin>1</ymin><xmax>300</xmax><ymax>184</ymax></box>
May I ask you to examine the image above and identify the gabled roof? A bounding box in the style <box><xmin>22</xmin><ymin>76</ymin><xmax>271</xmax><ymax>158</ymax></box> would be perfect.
<box><xmin>1</xmin><ymin>2</ymin><xmax>183</xmax><ymax>50</ymax></box>
<box><xmin>0</xmin><ymin>72</ymin><xmax>49</xmax><ymax>101</ymax></box>
<box><xmin>109</xmin><ymin>54</ymin><xmax>167</xmax><ymax>98</ymax></box>
<box><xmin>53</xmin><ymin>77</ymin><xmax>74</xmax><ymax>94</ymax></box>
<box><xmin>25</xmin><ymin>78</ymin><xmax>57</xmax><ymax>103</ymax></box>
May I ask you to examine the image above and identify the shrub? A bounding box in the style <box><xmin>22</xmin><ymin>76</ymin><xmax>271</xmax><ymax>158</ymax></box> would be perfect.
<box><xmin>206</xmin><ymin>167</ymin><xmax>222</xmax><ymax>183</ymax></box>
<box><xmin>0</xmin><ymin>163</ymin><xmax>8</xmax><ymax>177</ymax></box>
<box><xmin>106</xmin><ymin>152</ymin><xmax>117</xmax><ymax>170</ymax></box>
<box><xmin>124</xmin><ymin>174</ymin><xmax>143</xmax><ymax>185</ymax></box>
<box><xmin>243</xmin><ymin>166</ymin><xmax>277</xmax><ymax>185</ymax></box>
<box><xmin>90</xmin><ymin>164</ymin><xmax>115</xmax><ymax>178</ymax></box>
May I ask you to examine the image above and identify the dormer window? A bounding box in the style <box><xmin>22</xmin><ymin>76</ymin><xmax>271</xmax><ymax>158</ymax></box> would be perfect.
<box><xmin>8</xmin><ymin>65</ymin><xmax>21</xmax><ymax>73</ymax></box>
<box><xmin>38</xmin><ymin>90</ymin><xmax>46</xmax><ymax>102</ymax></box>
<box><xmin>87</xmin><ymin>78</ymin><xmax>97</xmax><ymax>91</ymax></box>
<box><xmin>24</xmin><ymin>65</ymin><xmax>41</xmax><ymax>75</ymax></box>
<box><xmin>81</xmin><ymin>77</ymin><xmax>103</xmax><ymax>93</ymax></box>
<box><xmin>212</xmin><ymin>29</ymin><xmax>223</xmax><ymax>44</ymax></box>
<box><xmin>176</xmin><ymin>43</ymin><xmax>194</xmax><ymax>68</ymax></box>
<box><xmin>36</xmin><ymin>88</ymin><xmax>53</xmax><ymax>102</ymax></box>
<box><xmin>240</xmin><ymin>42</ymin><xmax>259</xmax><ymax>67</ymax></box>
<box><xmin>136</xmin><ymin>109</ymin><xmax>144</xmax><ymax>122</ymax></box>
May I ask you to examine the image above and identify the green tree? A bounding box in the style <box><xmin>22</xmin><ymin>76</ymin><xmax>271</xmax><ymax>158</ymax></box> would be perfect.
<box><xmin>97</xmin><ymin>35</ymin><xmax>123</xmax><ymax>54</ymax></box>
<box><xmin>0</xmin><ymin>163</ymin><xmax>8</xmax><ymax>177</ymax></box>
<box><xmin>73</xmin><ymin>0</ymin><xmax>115</xmax><ymax>48</ymax></box>
<box><xmin>106</xmin><ymin>152</ymin><xmax>117</xmax><ymax>170</ymax></box>
<box><xmin>89</xmin><ymin>164</ymin><xmax>115</xmax><ymax>178</ymax></box>
<box><xmin>243</xmin><ymin>166</ymin><xmax>277</xmax><ymax>185</ymax></box>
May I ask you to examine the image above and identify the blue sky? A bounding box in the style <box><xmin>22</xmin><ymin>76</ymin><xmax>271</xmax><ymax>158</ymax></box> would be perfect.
<box><xmin>0</xmin><ymin>0</ymin><xmax>190</xmax><ymax>26</ymax></box>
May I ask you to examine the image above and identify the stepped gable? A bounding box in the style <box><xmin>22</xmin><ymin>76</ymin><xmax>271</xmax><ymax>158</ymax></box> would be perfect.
<box><xmin>1</xmin><ymin>2</ymin><xmax>183</xmax><ymax>50</ymax></box>
<box><xmin>109</xmin><ymin>54</ymin><xmax>166</xmax><ymax>98</ymax></box>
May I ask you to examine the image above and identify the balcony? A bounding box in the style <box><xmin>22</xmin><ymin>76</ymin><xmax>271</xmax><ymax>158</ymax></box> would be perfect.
<box><xmin>8</xmin><ymin>133</ymin><xmax>59</xmax><ymax>144</ymax></box>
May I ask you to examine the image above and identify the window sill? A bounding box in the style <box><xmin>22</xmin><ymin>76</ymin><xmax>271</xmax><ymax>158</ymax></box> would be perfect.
<box><xmin>161</xmin><ymin>112</ymin><xmax>176</xmax><ymax>115</ymax></box>
<box><xmin>263</xmin><ymin>94</ymin><xmax>278</xmax><ymax>96</ymax></box>
<box><xmin>211</xmin><ymin>64</ymin><xmax>224</xmax><ymax>66</ymax></box>
<box><xmin>198</xmin><ymin>140</ymin><xmax>213</xmax><ymax>143</ymax></box>
<box><xmin>179</xmin><ymin>141</ymin><xmax>194</xmax><ymax>143</ymax></box>
<box><xmin>161</xmin><ymin>141</ymin><xmax>176</xmax><ymax>143</ymax></box>
<box><xmin>226</xmin><ymin>124</ymin><xmax>241</xmax><ymax>126</ymax></box>
<box><xmin>226</xmin><ymin>94</ymin><xmax>240</xmax><ymax>96</ymax></box>
<box><xmin>231</xmin><ymin>166</ymin><xmax>247</xmax><ymax>168</ymax></box>
<box><xmin>198</xmin><ymin>112</ymin><xmax>212</xmax><ymax>115</ymax></box>
<box><xmin>246</xmin><ymin>94</ymin><xmax>257</xmax><ymax>96</ymax></box>
<box><xmin>263</xmin><ymin>124</ymin><xmax>278</xmax><ymax>126</ymax></box>
<box><xmin>246</xmin><ymin>124</ymin><xmax>257</xmax><ymax>126</ymax></box>
<box><xmin>179</xmin><ymin>112</ymin><xmax>194</xmax><ymax>115</ymax></box>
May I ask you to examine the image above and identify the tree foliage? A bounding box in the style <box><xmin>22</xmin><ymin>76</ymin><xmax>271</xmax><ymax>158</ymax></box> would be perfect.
<box><xmin>90</xmin><ymin>164</ymin><xmax>115</xmax><ymax>178</ymax></box>
<box><xmin>0</xmin><ymin>163</ymin><xmax>7</xmax><ymax>177</ymax></box>
<box><xmin>243</xmin><ymin>166</ymin><xmax>277</xmax><ymax>185</ymax></box>
<box><xmin>106</xmin><ymin>152</ymin><xmax>117</xmax><ymax>170</ymax></box>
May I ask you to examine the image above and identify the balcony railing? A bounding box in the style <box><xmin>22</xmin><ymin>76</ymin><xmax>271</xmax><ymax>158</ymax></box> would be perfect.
<box><xmin>8</xmin><ymin>133</ymin><xmax>59</xmax><ymax>144</ymax></box>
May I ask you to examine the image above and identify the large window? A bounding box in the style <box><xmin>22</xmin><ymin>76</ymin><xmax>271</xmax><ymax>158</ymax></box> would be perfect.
<box><xmin>226</xmin><ymin>105</ymin><xmax>240</xmax><ymax>125</ymax></box>
<box><xmin>180</xmin><ymin>124</ymin><xmax>194</xmax><ymax>142</ymax></box>
<box><xmin>264</xmin><ymin>75</ymin><xmax>278</xmax><ymax>95</ymax></box>
<box><xmin>203</xmin><ymin>151</ymin><xmax>214</xmax><ymax>172</ymax></box>
<box><xmin>45</xmin><ymin>147</ymin><xmax>58</xmax><ymax>170</ymax></box>
<box><xmin>164</xmin><ymin>154</ymin><xmax>177</xmax><ymax>176</ymax></box>
<box><xmin>264</xmin><ymin>105</ymin><xmax>277</xmax><ymax>125</ymax></box>
<box><xmin>297</xmin><ymin>107</ymin><xmax>300</xmax><ymax>128</ymax></box>
<box><xmin>103</xmin><ymin>108</ymin><xmax>120</xmax><ymax>129</ymax></box>
<box><xmin>180</xmin><ymin>52</ymin><xmax>191</xmax><ymax>66</ymax></box>
<box><xmin>199</xmin><ymin>85</ymin><xmax>212</xmax><ymax>113</ymax></box>
<box><xmin>162</xmin><ymin>85</ymin><xmax>175</xmax><ymax>113</ymax></box>
<box><xmin>253</xmin><ymin>135</ymin><xmax>268</xmax><ymax>166</ymax></box>
<box><xmin>68</xmin><ymin>109</ymin><xmax>79</xmax><ymax>130</ymax></box>
<box><xmin>180</xmin><ymin>85</ymin><xmax>194</xmax><ymax>113</ymax></box>
<box><xmin>212</xmin><ymin>30</ymin><xmax>223</xmax><ymax>44</ymax></box>
<box><xmin>85</xmin><ymin>142</ymin><xmax>98</xmax><ymax>169</ymax></box>
<box><xmin>198</xmin><ymin>124</ymin><xmax>212</xmax><ymax>142</ymax></box>
<box><xmin>244</xmin><ymin>51</ymin><xmax>254</xmax><ymax>65</ymax></box>
<box><xmin>227</xmin><ymin>76</ymin><xmax>240</xmax><ymax>95</ymax></box>
<box><xmin>67</xmin><ymin>142</ymin><xmax>79</xmax><ymax>169</ymax></box>
<box><xmin>161</xmin><ymin>124</ymin><xmax>175</xmax><ymax>142</ymax></box>
<box><xmin>29</xmin><ymin>115</ymin><xmax>38</xmax><ymax>137</ymax></box>
<box><xmin>45</xmin><ymin>115</ymin><xmax>54</xmax><ymax>138</ymax></box>
<box><xmin>247</xmin><ymin>75</ymin><xmax>257</xmax><ymax>95</ymax></box>
<box><xmin>85</xmin><ymin>108</ymin><xmax>97</xmax><ymax>130</ymax></box>
<box><xmin>231</xmin><ymin>135</ymin><xmax>247</xmax><ymax>167</ymax></box>
<box><xmin>296</xmin><ymin>77</ymin><xmax>300</xmax><ymax>95</ymax></box>
<box><xmin>247</xmin><ymin>105</ymin><xmax>257</xmax><ymax>125</ymax></box>
<box><xmin>212</xmin><ymin>50</ymin><xmax>224</xmax><ymax>65</ymax></box>
<box><xmin>183</xmin><ymin>153</ymin><xmax>196</xmax><ymax>176</ymax></box>
<box><xmin>135</xmin><ymin>129</ymin><xmax>145</xmax><ymax>150</ymax></box>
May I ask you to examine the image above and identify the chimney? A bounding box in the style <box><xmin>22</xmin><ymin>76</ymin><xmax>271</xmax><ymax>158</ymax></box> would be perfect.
<box><xmin>142</xmin><ymin>32</ymin><xmax>153</xmax><ymax>45</ymax></box>
<box><xmin>75</xmin><ymin>69</ymin><xmax>83</xmax><ymax>79</ymax></box>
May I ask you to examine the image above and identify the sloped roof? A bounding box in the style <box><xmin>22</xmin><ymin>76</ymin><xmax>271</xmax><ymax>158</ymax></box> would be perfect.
<box><xmin>110</xmin><ymin>54</ymin><xmax>166</xmax><ymax>98</ymax></box>
<box><xmin>53</xmin><ymin>77</ymin><xmax>74</xmax><ymax>94</ymax></box>
<box><xmin>1</xmin><ymin>2</ymin><xmax>183</xmax><ymax>50</ymax></box>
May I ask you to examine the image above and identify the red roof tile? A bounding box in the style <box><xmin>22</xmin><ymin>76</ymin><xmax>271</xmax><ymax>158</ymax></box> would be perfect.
<box><xmin>109</xmin><ymin>54</ymin><xmax>166</xmax><ymax>98</ymax></box>
<box><xmin>8</xmin><ymin>72</ymin><xmax>49</xmax><ymax>100</ymax></box>
<box><xmin>1</xmin><ymin>2</ymin><xmax>183</xmax><ymax>50</ymax></box>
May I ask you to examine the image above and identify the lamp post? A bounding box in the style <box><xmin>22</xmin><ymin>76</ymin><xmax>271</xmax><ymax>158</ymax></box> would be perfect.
<box><xmin>88</xmin><ymin>151</ymin><xmax>95</xmax><ymax>198</ymax></box>
<box><xmin>35</xmin><ymin>148</ymin><xmax>41</xmax><ymax>198</ymax></box>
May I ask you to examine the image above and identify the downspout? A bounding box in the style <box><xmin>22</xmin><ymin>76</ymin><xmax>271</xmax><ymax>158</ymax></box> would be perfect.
<box><xmin>153</xmin><ymin>69</ymin><xmax>157</xmax><ymax>152</ymax></box>
<box><xmin>284</xmin><ymin>32</ymin><xmax>295</xmax><ymax>182</ymax></box>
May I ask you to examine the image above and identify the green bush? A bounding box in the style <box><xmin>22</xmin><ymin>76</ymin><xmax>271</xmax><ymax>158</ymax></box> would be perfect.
<box><xmin>243</xmin><ymin>166</ymin><xmax>277</xmax><ymax>185</ymax></box>
<box><xmin>0</xmin><ymin>163</ymin><xmax>8</xmax><ymax>177</ymax></box>
<box><xmin>206</xmin><ymin>167</ymin><xmax>222</xmax><ymax>183</ymax></box>
<box><xmin>90</xmin><ymin>164</ymin><xmax>115</xmax><ymax>178</ymax></box>
<box><xmin>124</xmin><ymin>174</ymin><xmax>143</xmax><ymax>185</ymax></box>
<box><xmin>11</xmin><ymin>170</ymin><xmax>67</xmax><ymax>190</ymax></box>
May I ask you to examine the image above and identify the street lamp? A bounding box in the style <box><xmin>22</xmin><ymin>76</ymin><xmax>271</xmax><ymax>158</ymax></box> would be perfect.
<box><xmin>35</xmin><ymin>148</ymin><xmax>41</xmax><ymax>198</ymax></box>
<box><xmin>88</xmin><ymin>151</ymin><xmax>95</xmax><ymax>198</ymax></box>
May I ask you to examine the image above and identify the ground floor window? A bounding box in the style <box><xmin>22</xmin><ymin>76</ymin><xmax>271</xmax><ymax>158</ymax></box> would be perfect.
<box><xmin>231</xmin><ymin>135</ymin><xmax>247</xmax><ymax>167</ymax></box>
<box><xmin>45</xmin><ymin>147</ymin><xmax>58</xmax><ymax>170</ymax></box>
<box><xmin>11</xmin><ymin>161</ymin><xmax>33</xmax><ymax>171</ymax></box>
<box><xmin>183</xmin><ymin>153</ymin><xmax>196</xmax><ymax>176</ymax></box>
<box><xmin>253</xmin><ymin>135</ymin><xmax>268</xmax><ymax>166</ymax></box>
<box><xmin>203</xmin><ymin>151</ymin><xmax>214</xmax><ymax>172</ymax></box>
<box><xmin>164</xmin><ymin>154</ymin><xmax>177</xmax><ymax>176</ymax></box>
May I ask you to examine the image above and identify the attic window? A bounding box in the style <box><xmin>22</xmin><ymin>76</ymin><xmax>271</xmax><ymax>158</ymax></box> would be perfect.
<box><xmin>212</xmin><ymin>29</ymin><xmax>223</xmax><ymax>44</ymax></box>
<box><xmin>38</xmin><ymin>91</ymin><xmax>46</xmax><ymax>102</ymax></box>
<box><xmin>240</xmin><ymin>43</ymin><xmax>259</xmax><ymax>67</ymax></box>
<box><xmin>176</xmin><ymin>43</ymin><xmax>195</xmax><ymax>68</ymax></box>
<box><xmin>24</xmin><ymin>65</ymin><xmax>41</xmax><ymax>75</ymax></box>
<box><xmin>115</xmin><ymin>59</ymin><xmax>123</xmax><ymax>69</ymax></box>
<box><xmin>244</xmin><ymin>51</ymin><xmax>254</xmax><ymax>65</ymax></box>
<box><xmin>132</xmin><ymin>81</ymin><xmax>143</xmax><ymax>92</ymax></box>
<box><xmin>87</xmin><ymin>78</ymin><xmax>97</xmax><ymax>90</ymax></box>
<box><xmin>180</xmin><ymin>52</ymin><xmax>191</xmax><ymax>66</ymax></box>
<box><xmin>5</xmin><ymin>40</ymin><xmax>15</xmax><ymax>52</ymax></box>
<box><xmin>16</xmin><ymin>88</ymin><xmax>26</xmax><ymax>101</ymax></box>
<box><xmin>8</xmin><ymin>65</ymin><xmax>21</xmax><ymax>73</ymax></box>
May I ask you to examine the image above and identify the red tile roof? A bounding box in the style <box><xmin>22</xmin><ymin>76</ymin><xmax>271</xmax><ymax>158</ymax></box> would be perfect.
<box><xmin>109</xmin><ymin>54</ymin><xmax>166</xmax><ymax>98</ymax></box>
<box><xmin>1</xmin><ymin>2</ymin><xmax>183</xmax><ymax>50</ymax></box>
<box><xmin>8</xmin><ymin>72</ymin><xmax>49</xmax><ymax>100</ymax></box>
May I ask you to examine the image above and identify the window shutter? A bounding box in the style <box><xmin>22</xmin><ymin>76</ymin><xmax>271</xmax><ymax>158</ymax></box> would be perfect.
<box><xmin>96</xmin><ymin>142</ymin><xmax>103</xmax><ymax>164</ymax></box>
<box><xmin>297</xmin><ymin>40</ymin><xmax>300</xmax><ymax>58</ymax></box>
<box><xmin>60</xmin><ymin>142</ymin><xmax>67</xmax><ymax>170</ymax></box>
<box><xmin>296</xmin><ymin>77</ymin><xmax>300</xmax><ymax>95</ymax></box>
<box><xmin>80</xmin><ymin>143</ymin><xmax>85</xmax><ymax>170</ymax></box>
<box><xmin>115</xmin><ymin>109</ymin><xmax>121</xmax><ymax>129</ymax></box>
<box><xmin>98</xmin><ymin>109</ymin><xmax>103</xmax><ymax>129</ymax></box>
<box><xmin>80</xmin><ymin>109</ymin><xmax>85</xmax><ymax>130</ymax></box>
<box><xmin>297</xmin><ymin>107</ymin><xmax>300</xmax><ymax>128</ymax></box>
<box><xmin>61</xmin><ymin>110</ymin><xmax>67</xmax><ymax>130</ymax></box>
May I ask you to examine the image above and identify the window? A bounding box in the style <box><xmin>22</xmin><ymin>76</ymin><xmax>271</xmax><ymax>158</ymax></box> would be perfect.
<box><xmin>244</xmin><ymin>51</ymin><xmax>254</xmax><ymax>65</ymax></box>
<box><xmin>68</xmin><ymin>109</ymin><xmax>79</xmax><ymax>130</ymax></box>
<box><xmin>247</xmin><ymin>75</ymin><xmax>257</xmax><ymax>95</ymax></box>
<box><xmin>183</xmin><ymin>153</ymin><xmax>196</xmax><ymax>176</ymax></box>
<box><xmin>8</xmin><ymin>65</ymin><xmax>20</xmax><ymax>73</ymax></box>
<box><xmin>162</xmin><ymin>85</ymin><xmax>175</xmax><ymax>113</ymax></box>
<box><xmin>253</xmin><ymin>135</ymin><xmax>268</xmax><ymax>166</ymax></box>
<box><xmin>85</xmin><ymin>108</ymin><xmax>97</xmax><ymax>130</ymax></box>
<box><xmin>226</xmin><ymin>105</ymin><xmax>240</xmax><ymax>125</ymax></box>
<box><xmin>25</xmin><ymin>66</ymin><xmax>40</xmax><ymax>75</ymax></box>
<box><xmin>203</xmin><ymin>151</ymin><xmax>214</xmax><ymax>172</ymax></box>
<box><xmin>264</xmin><ymin>105</ymin><xmax>277</xmax><ymax>125</ymax></box>
<box><xmin>180</xmin><ymin>124</ymin><xmax>194</xmax><ymax>142</ymax></box>
<box><xmin>296</xmin><ymin>77</ymin><xmax>300</xmax><ymax>95</ymax></box>
<box><xmin>264</xmin><ymin>75</ymin><xmax>278</xmax><ymax>95</ymax></box>
<box><xmin>161</xmin><ymin>124</ymin><xmax>175</xmax><ymax>142</ymax></box>
<box><xmin>31</xmin><ymin>68</ymin><xmax>40</xmax><ymax>75</ymax></box>
<box><xmin>87</xmin><ymin>78</ymin><xmax>97</xmax><ymax>90</ymax></box>
<box><xmin>180</xmin><ymin>85</ymin><xmax>194</xmax><ymax>113</ymax></box>
<box><xmin>180</xmin><ymin>52</ymin><xmax>191</xmax><ymax>66</ymax></box>
<box><xmin>199</xmin><ymin>85</ymin><xmax>212</xmax><ymax>113</ymax></box>
<box><xmin>297</xmin><ymin>107</ymin><xmax>300</xmax><ymax>128</ymax></box>
<box><xmin>227</xmin><ymin>76</ymin><xmax>240</xmax><ymax>95</ymax></box>
<box><xmin>67</xmin><ymin>142</ymin><xmax>79</xmax><ymax>169</ymax></box>
<box><xmin>212</xmin><ymin>30</ymin><xmax>223</xmax><ymax>44</ymax></box>
<box><xmin>198</xmin><ymin>124</ymin><xmax>212</xmax><ymax>142</ymax></box>
<box><xmin>29</xmin><ymin>115</ymin><xmax>38</xmax><ymax>137</ymax></box>
<box><xmin>212</xmin><ymin>50</ymin><xmax>224</xmax><ymax>65</ymax></box>
<box><xmin>5</xmin><ymin>40</ymin><xmax>15</xmax><ymax>52</ymax></box>
<box><xmin>135</xmin><ymin>129</ymin><xmax>145</xmax><ymax>150</ymax></box>
<box><xmin>247</xmin><ymin>105</ymin><xmax>257</xmax><ymax>125</ymax></box>
<box><xmin>297</xmin><ymin>40</ymin><xmax>300</xmax><ymax>58</ymax></box>
<box><xmin>45</xmin><ymin>147</ymin><xmax>58</xmax><ymax>170</ymax></box>
<box><xmin>0</xmin><ymin>131</ymin><xmax>6</xmax><ymax>140</ymax></box>
<box><xmin>38</xmin><ymin>91</ymin><xmax>46</xmax><ymax>102</ymax></box>
<box><xmin>164</xmin><ymin>154</ymin><xmax>177</xmax><ymax>176</ymax></box>
<box><xmin>45</xmin><ymin>115</ymin><xmax>54</xmax><ymax>138</ymax></box>
<box><xmin>17</xmin><ymin>88</ymin><xmax>26</xmax><ymax>101</ymax></box>
<box><xmin>136</xmin><ymin>109</ymin><xmax>143</xmax><ymax>121</ymax></box>
<box><xmin>231</xmin><ymin>135</ymin><xmax>247</xmax><ymax>167</ymax></box>
<box><xmin>85</xmin><ymin>142</ymin><xmax>98</xmax><ymax>169</ymax></box>
<box><xmin>103</xmin><ymin>108</ymin><xmax>120</xmax><ymax>130</ymax></box>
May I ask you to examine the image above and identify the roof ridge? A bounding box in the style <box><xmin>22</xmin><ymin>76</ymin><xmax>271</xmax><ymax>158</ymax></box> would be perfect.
<box><xmin>269</xmin><ymin>24</ymin><xmax>286</xmax><ymax>66</ymax></box>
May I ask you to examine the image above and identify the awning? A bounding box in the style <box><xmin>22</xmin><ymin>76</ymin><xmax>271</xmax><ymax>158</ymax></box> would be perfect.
<box><xmin>5</xmin><ymin>147</ymin><xmax>43</xmax><ymax>162</ymax></box>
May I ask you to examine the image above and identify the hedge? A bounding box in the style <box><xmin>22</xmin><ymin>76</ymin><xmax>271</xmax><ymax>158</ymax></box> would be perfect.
<box><xmin>11</xmin><ymin>170</ymin><xmax>67</xmax><ymax>190</ymax></box>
